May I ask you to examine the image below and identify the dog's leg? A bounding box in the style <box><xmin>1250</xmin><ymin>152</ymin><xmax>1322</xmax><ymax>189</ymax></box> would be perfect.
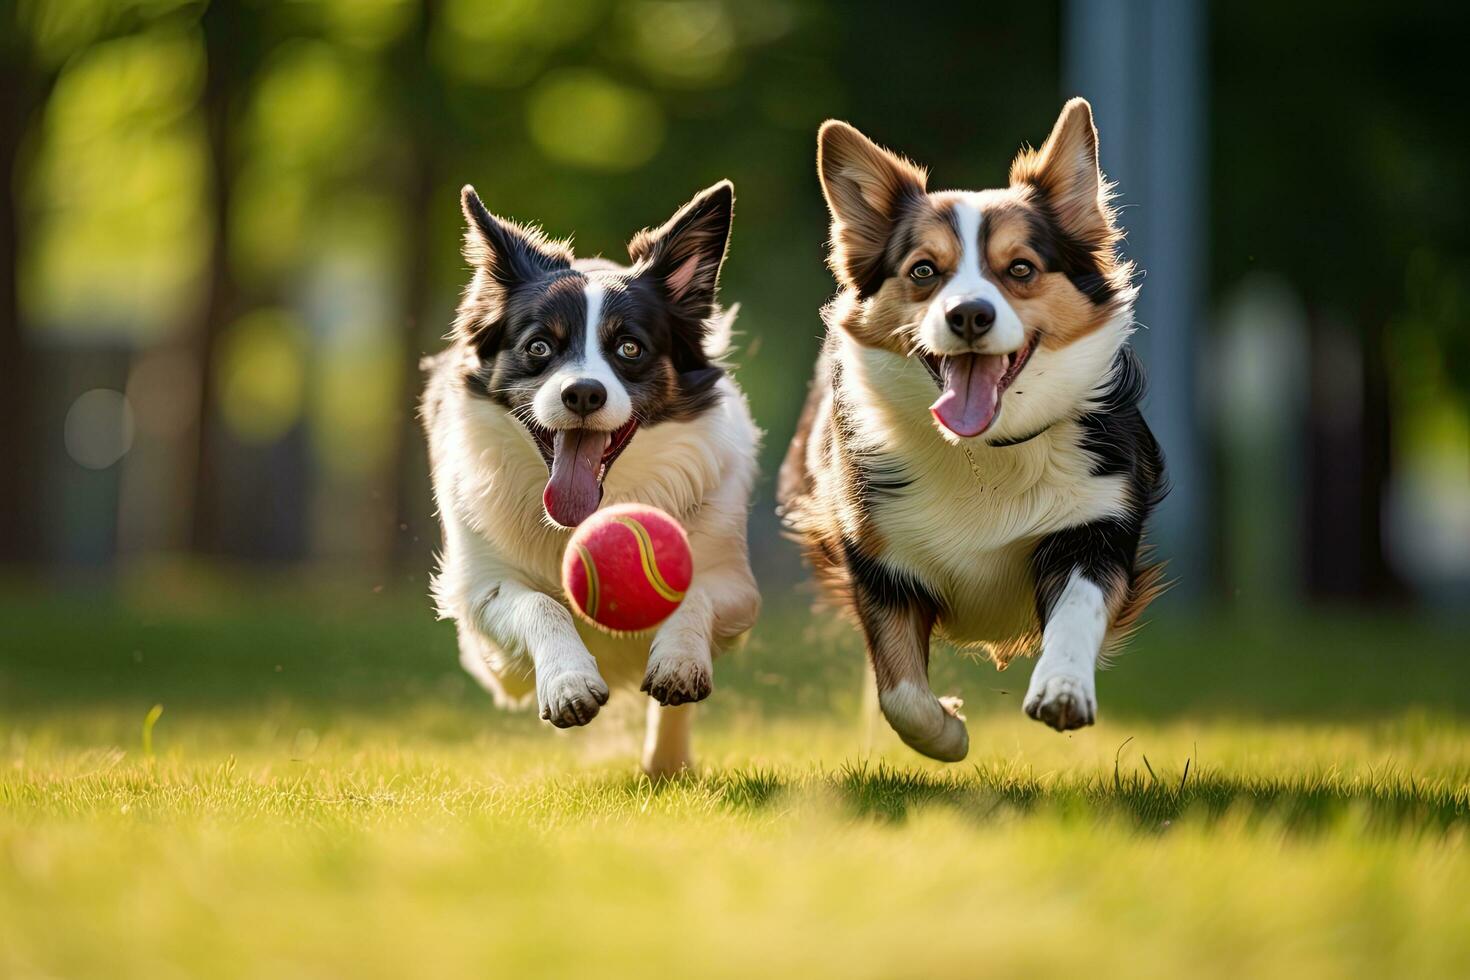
<box><xmin>643</xmin><ymin>588</ymin><xmax>716</xmax><ymax>705</ymax></box>
<box><xmin>855</xmin><ymin>585</ymin><xmax>968</xmax><ymax>762</ymax></box>
<box><xmin>1023</xmin><ymin>569</ymin><xmax>1108</xmax><ymax>730</ymax></box>
<box><xmin>1023</xmin><ymin>514</ymin><xmax>1147</xmax><ymax>731</ymax></box>
<box><xmin>471</xmin><ymin>579</ymin><xmax>609</xmax><ymax>728</ymax></box>
<box><xmin>641</xmin><ymin>701</ymin><xmax>695</xmax><ymax>777</ymax></box>
<box><xmin>642</xmin><ymin>562</ymin><xmax>757</xmax><ymax>705</ymax></box>
<box><xmin>642</xmin><ymin>487</ymin><xmax>760</xmax><ymax>707</ymax></box>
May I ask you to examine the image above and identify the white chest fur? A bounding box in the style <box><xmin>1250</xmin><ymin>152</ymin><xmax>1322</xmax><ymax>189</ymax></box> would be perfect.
<box><xmin>428</xmin><ymin>373</ymin><xmax>760</xmax><ymax>685</ymax></box>
<box><xmin>836</xmin><ymin>342</ymin><xmax>1129</xmax><ymax>648</ymax></box>
<box><xmin>437</xmin><ymin>376</ymin><xmax>752</xmax><ymax>588</ymax></box>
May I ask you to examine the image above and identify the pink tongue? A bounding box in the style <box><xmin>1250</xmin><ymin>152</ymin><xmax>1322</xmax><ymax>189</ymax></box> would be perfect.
<box><xmin>543</xmin><ymin>429</ymin><xmax>612</xmax><ymax>527</ymax></box>
<box><xmin>930</xmin><ymin>353</ymin><xmax>1008</xmax><ymax>437</ymax></box>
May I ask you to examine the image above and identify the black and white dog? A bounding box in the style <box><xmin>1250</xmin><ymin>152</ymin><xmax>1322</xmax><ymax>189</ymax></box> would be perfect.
<box><xmin>422</xmin><ymin>181</ymin><xmax>760</xmax><ymax>775</ymax></box>
<box><xmin>779</xmin><ymin>100</ymin><xmax>1166</xmax><ymax>762</ymax></box>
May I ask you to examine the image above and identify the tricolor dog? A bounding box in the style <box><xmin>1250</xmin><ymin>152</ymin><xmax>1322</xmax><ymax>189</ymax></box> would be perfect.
<box><xmin>422</xmin><ymin>181</ymin><xmax>760</xmax><ymax>776</ymax></box>
<box><xmin>779</xmin><ymin>100</ymin><xmax>1166</xmax><ymax>761</ymax></box>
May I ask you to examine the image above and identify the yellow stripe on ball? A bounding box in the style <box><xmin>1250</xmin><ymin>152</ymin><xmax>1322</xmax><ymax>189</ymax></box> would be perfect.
<box><xmin>613</xmin><ymin>516</ymin><xmax>686</xmax><ymax>603</ymax></box>
<box><xmin>575</xmin><ymin>543</ymin><xmax>600</xmax><ymax>617</ymax></box>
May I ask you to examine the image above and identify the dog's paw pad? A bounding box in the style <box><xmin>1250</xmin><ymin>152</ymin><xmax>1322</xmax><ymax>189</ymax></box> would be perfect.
<box><xmin>538</xmin><ymin>670</ymin><xmax>610</xmax><ymax>728</ymax></box>
<box><xmin>1023</xmin><ymin>672</ymin><xmax>1096</xmax><ymax>731</ymax></box>
<box><xmin>640</xmin><ymin>656</ymin><xmax>712</xmax><ymax>707</ymax></box>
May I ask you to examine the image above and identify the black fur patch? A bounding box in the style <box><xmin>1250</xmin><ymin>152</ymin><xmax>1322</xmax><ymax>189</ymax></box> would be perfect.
<box><xmin>829</xmin><ymin>354</ymin><xmax>913</xmax><ymax>510</ymax></box>
<box><xmin>1031</xmin><ymin>517</ymin><xmax>1142</xmax><ymax>622</ymax></box>
<box><xmin>858</xmin><ymin>188</ymin><xmax>933</xmax><ymax>299</ymax></box>
<box><xmin>462</xmin><ymin>189</ymin><xmax>570</xmax><ymax>290</ymax></box>
<box><xmin>461</xmin><ymin>269</ymin><xmax>586</xmax><ymax>403</ymax></box>
<box><xmin>986</xmin><ymin>422</ymin><xmax>1055</xmax><ymax>448</ymax></box>
<box><xmin>602</xmin><ymin>273</ymin><xmax>725</xmax><ymax>424</ymax></box>
<box><xmin>1022</xmin><ymin>206</ymin><xmax>1118</xmax><ymax>306</ymax></box>
<box><xmin>842</xmin><ymin>536</ymin><xmax>941</xmax><ymax>614</ymax></box>
<box><xmin>1030</xmin><ymin>346</ymin><xmax>1166</xmax><ymax>622</ymax></box>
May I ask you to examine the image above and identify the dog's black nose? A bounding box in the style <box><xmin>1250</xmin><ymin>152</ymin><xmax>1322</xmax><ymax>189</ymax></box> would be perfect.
<box><xmin>560</xmin><ymin>378</ymin><xmax>607</xmax><ymax>417</ymax></box>
<box><xmin>944</xmin><ymin>297</ymin><xmax>996</xmax><ymax>342</ymax></box>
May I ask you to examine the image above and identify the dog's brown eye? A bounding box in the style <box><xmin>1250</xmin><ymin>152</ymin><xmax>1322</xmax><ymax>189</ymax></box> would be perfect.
<box><xmin>527</xmin><ymin>339</ymin><xmax>552</xmax><ymax>358</ymax></box>
<box><xmin>617</xmin><ymin>339</ymin><xmax>643</xmax><ymax>360</ymax></box>
<box><xmin>909</xmin><ymin>261</ymin><xmax>937</xmax><ymax>281</ymax></box>
<box><xmin>1008</xmin><ymin>260</ymin><xmax>1035</xmax><ymax>280</ymax></box>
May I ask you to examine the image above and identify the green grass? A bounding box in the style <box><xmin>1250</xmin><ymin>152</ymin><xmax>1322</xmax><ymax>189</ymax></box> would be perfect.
<box><xmin>3</xmin><ymin>582</ymin><xmax>1469</xmax><ymax>977</ymax></box>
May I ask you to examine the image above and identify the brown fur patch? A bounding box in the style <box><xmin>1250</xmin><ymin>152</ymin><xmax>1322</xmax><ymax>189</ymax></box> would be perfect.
<box><xmin>864</xmin><ymin>602</ymin><xmax>937</xmax><ymax>692</ymax></box>
<box><xmin>817</xmin><ymin>121</ymin><xmax>928</xmax><ymax>295</ymax></box>
<box><xmin>848</xmin><ymin>200</ymin><xmax>963</xmax><ymax>353</ymax></box>
<box><xmin>982</xmin><ymin>197</ymin><xmax>1116</xmax><ymax>349</ymax></box>
<box><xmin>1105</xmin><ymin>555</ymin><xmax>1169</xmax><ymax>656</ymax></box>
<box><xmin>1008</xmin><ymin>98</ymin><xmax>1115</xmax><ymax>245</ymax></box>
<box><xmin>971</xmin><ymin>629</ymin><xmax>1039</xmax><ymax>670</ymax></box>
<box><xmin>1007</xmin><ymin>99</ymin><xmax>1134</xmax><ymax>327</ymax></box>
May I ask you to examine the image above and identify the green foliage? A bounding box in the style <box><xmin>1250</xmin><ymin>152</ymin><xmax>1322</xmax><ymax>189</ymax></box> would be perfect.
<box><xmin>527</xmin><ymin>68</ymin><xmax>668</xmax><ymax>170</ymax></box>
<box><xmin>23</xmin><ymin>26</ymin><xmax>209</xmax><ymax>339</ymax></box>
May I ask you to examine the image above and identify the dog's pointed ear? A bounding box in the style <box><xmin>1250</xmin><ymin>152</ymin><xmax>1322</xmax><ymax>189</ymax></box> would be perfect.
<box><xmin>1009</xmin><ymin>99</ymin><xmax>1114</xmax><ymax>242</ymax></box>
<box><xmin>455</xmin><ymin>186</ymin><xmax>569</xmax><ymax>355</ymax></box>
<box><xmin>817</xmin><ymin>121</ymin><xmax>927</xmax><ymax>296</ymax></box>
<box><xmin>628</xmin><ymin>180</ymin><xmax>734</xmax><ymax>323</ymax></box>
<box><xmin>460</xmin><ymin>185</ymin><xmax>570</xmax><ymax>288</ymax></box>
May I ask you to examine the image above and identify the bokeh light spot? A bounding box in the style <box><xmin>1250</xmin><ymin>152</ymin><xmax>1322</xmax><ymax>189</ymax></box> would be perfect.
<box><xmin>64</xmin><ymin>388</ymin><xmax>135</xmax><ymax>469</ymax></box>
<box><xmin>216</xmin><ymin>310</ymin><xmax>308</xmax><ymax>445</ymax></box>
<box><xmin>527</xmin><ymin>69</ymin><xmax>665</xmax><ymax>171</ymax></box>
<box><xmin>436</xmin><ymin>0</ymin><xmax>600</xmax><ymax>86</ymax></box>
<box><xmin>626</xmin><ymin>1</ymin><xmax>737</xmax><ymax>87</ymax></box>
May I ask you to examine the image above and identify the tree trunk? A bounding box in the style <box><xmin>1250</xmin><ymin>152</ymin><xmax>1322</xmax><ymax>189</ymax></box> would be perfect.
<box><xmin>1305</xmin><ymin>308</ymin><xmax>1405</xmax><ymax>602</ymax></box>
<box><xmin>0</xmin><ymin>47</ymin><xmax>47</xmax><ymax>563</ymax></box>
<box><xmin>1358</xmin><ymin>314</ymin><xmax>1406</xmax><ymax>602</ymax></box>
<box><xmin>387</xmin><ymin>0</ymin><xmax>443</xmax><ymax>577</ymax></box>
<box><xmin>188</xmin><ymin>0</ymin><xmax>242</xmax><ymax>556</ymax></box>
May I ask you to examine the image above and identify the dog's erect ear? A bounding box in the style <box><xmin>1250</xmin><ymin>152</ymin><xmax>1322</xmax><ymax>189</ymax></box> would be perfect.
<box><xmin>628</xmin><ymin>180</ymin><xmax>734</xmax><ymax>323</ymax></box>
<box><xmin>454</xmin><ymin>186</ymin><xmax>569</xmax><ymax>355</ymax></box>
<box><xmin>817</xmin><ymin>121</ymin><xmax>927</xmax><ymax>296</ymax></box>
<box><xmin>1009</xmin><ymin>99</ymin><xmax>1114</xmax><ymax>242</ymax></box>
<box><xmin>460</xmin><ymin>185</ymin><xmax>570</xmax><ymax>288</ymax></box>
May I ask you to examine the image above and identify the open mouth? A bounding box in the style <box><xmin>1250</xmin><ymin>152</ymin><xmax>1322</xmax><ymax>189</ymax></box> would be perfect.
<box><xmin>525</xmin><ymin>418</ymin><xmax>640</xmax><ymax>528</ymax></box>
<box><xmin>923</xmin><ymin>333</ymin><xmax>1038</xmax><ymax>438</ymax></box>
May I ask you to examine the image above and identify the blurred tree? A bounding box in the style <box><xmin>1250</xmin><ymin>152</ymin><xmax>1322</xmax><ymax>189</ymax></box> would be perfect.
<box><xmin>0</xmin><ymin>7</ymin><xmax>48</xmax><ymax>561</ymax></box>
<box><xmin>13</xmin><ymin>0</ymin><xmax>1456</xmax><ymax>607</ymax></box>
<box><xmin>386</xmin><ymin>0</ymin><xmax>445</xmax><ymax>572</ymax></box>
<box><xmin>191</xmin><ymin>0</ymin><xmax>264</xmax><ymax>555</ymax></box>
<box><xmin>2</xmin><ymin>0</ymin><xmax>175</xmax><ymax>561</ymax></box>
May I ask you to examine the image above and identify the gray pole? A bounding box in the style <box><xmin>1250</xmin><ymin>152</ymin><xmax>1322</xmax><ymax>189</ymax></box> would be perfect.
<box><xmin>1065</xmin><ymin>0</ymin><xmax>1209</xmax><ymax>601</ymax></box>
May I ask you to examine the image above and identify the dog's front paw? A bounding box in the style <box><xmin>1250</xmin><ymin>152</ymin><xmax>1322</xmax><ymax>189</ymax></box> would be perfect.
<box><xmin>538</xmin><ymin>669</ymin><xmax>610</xmax><ymax>728</ymax></box>
<box><xmin>1023</xmin><ymin>670</ymin><xmax>1096</xmax><ymax>731</ymax></box>
<box><xmin>640</xmin><ymin>653</ymin><xmax>712</xmax><ymax>707</ymax></box>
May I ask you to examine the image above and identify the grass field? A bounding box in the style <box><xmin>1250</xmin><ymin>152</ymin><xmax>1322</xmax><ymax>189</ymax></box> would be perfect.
<box><xmin>3</xmin><ymin>580</ymin><xmax>1469</xmax><ymax>978</ymax></box>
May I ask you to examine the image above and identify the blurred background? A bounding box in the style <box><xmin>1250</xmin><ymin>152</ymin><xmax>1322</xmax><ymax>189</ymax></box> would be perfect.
<box><xmin>2</xmin><ymin>0</ymin><xmax>1467</xmax><ymax>667</ymax></box>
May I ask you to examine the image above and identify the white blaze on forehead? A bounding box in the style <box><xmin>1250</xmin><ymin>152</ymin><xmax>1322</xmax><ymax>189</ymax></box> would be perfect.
<box><xmin>582</xmin><ymin>280</ymin><xmax>606</xmax><ymax>364</ymax></box>
<box><xmin>951</xmin><ymin>199</ymin><xmax>985</xmax><ymax>294</ymax></box>
<box><xmin>528</xmin><ymin>277</ymin><xmax>634</xmax><ymax>430</ymax></box>
<box><xmin>919</xmin><ymin>196</ymin><xmax>1027</xmax><ymax>356</ymax></box>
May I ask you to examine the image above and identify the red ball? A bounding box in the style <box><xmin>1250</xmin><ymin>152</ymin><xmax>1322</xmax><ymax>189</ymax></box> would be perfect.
<box><xmin>562</xmin><ymin>504</ymin><xmax>692</xmax><ymax>633</ymax></box>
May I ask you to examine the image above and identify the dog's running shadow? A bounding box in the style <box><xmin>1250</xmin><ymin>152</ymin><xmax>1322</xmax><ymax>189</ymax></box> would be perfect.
<box><xmin>618</xmin><ymin>758</ymin><xmax>1470</xmax><ymax>838</ymax></box>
